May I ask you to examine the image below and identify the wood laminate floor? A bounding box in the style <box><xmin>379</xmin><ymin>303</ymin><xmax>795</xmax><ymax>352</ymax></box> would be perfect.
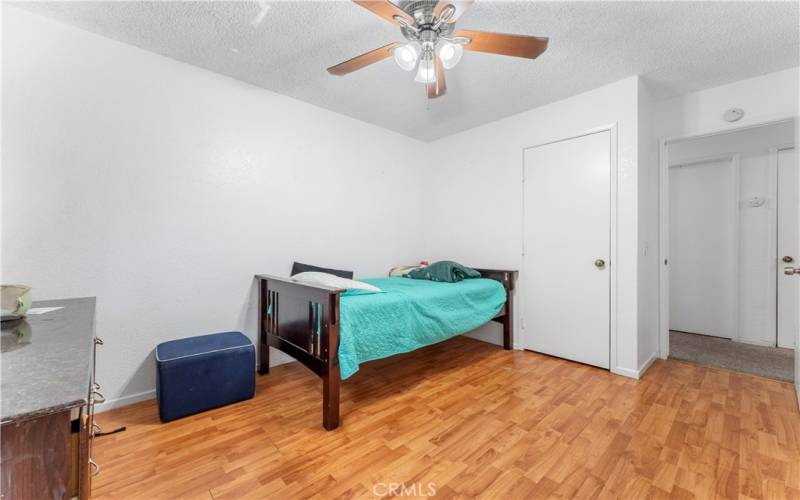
<box><xmin>93</xmin><ymin>337</ymin><xmax>800</xmax><ymax>499</ymax></box>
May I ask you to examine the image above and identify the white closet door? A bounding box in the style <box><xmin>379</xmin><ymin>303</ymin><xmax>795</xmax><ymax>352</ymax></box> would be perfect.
<box><xmin>522</xmin><ymin>130</ymin><xmax>611</xmax><ymax>369</ymax></box>
<box><xmin>669</xmin><ymin>159</ymin><xmax>737</xmax><ymax>338</ymax></box>
<box><xmin>777</xmin><ymin>147</ymin><xmax>798</xmax><ymax>349</ymax></box>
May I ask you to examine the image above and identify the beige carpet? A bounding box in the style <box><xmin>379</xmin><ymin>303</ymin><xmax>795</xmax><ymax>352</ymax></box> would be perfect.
<box><xmin>669</xmin><ymin>331</ymin><xmax>794</xmax><ymax>382</ymax></box>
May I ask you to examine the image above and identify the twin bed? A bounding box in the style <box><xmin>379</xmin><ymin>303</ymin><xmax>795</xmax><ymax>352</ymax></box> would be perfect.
<box><xmin>256</xmin><ymin>268</ymin><xmax>515</xmax><ymax>430</ymax></box>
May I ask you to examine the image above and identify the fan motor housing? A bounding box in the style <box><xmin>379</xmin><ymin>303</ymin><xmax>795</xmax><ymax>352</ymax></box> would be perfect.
<box><xmin>399</xmin><ymin>0</ymin><xmax>456</xmax><ymax>41</ymax></box>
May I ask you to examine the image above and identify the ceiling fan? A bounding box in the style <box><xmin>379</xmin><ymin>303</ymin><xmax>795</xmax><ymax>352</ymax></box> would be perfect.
<box><xmin>326</xmin><ymin>0</ymin><xmax>549</xmax><ymax>98</ymax></box>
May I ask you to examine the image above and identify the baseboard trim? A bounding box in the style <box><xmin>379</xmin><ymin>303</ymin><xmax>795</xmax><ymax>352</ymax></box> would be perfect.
<box><xmin>796</xmin><ymin>385</ymin><xmax>799</xmax><ymax>413</ymax></box>
<box><xmin>611</xmin><ymin>366</ymin><xmax>639</xmax><ymax>379</ymax></box>
<box><xmin>734</xmin><ymin>338</ymin><xmax>778</xmax><ymax>347</ymax></box>
<box><xmin>95</xmin><ymin>389</ymin><xmax>155</xmax><ymax>414</ymax></box>
<box><xmin>612</xmin><ymin>352</ymin><xmax>658</xmax><ymax>380</ymax></box>
<box><xmin>270</xmin><ymin>349</ymin><xmax>296</xmax><ymax>366</ymax></box>
<box><xmin>463</xmin><ymin>327</ymin><xmax>503</xmax><ymax>347</ymax></box>
<box><xmin>638</xmin><ymin>352</ymin><xmax>658</xmax><ymax>378</ymax></box>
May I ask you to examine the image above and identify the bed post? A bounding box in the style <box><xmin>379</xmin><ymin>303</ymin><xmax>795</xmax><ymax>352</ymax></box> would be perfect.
<box><xmin>475</xmin><ymin>269</ymin><xmax>516</xmax><ymax>351</ymax></box>
<box><xmin>503</xmin><ymin>291</ymin><xmax>513</xmax><ymax>350</ymax></box>
<box><xmin>502</xmin><ymin>271</ymin><xmax>515</xmax><ymax>350</ymax></box>
<box><xmin>322</xmin><ymin>293</ymin><xmax>341</xmax><ymax>430</ymax></box>
<box><xmin>258</xmin><ymin>278</ymin><xmax>270</xmax><ymax>375</ymax></box>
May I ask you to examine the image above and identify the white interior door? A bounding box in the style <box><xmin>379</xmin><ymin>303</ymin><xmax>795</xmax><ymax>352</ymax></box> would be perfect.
<box><xmin>522</xmin><ymin>130</ymin><xmax>611</xmax><ymax>369</ymax></box>
<box><xmin>669</xmin><ymin>158</ymin><xmax>738</xmax><ymax>338</ymax></box>
<box><xmin>778</xmin><ymin>147</ymin><xmax>798</xmax><ymax>349</ymax></box>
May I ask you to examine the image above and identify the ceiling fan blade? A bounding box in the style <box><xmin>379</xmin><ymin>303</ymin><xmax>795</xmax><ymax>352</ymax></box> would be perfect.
<box><xmin>327</xmin><ymin>42</ymin><xmax>401</xmax><ymax>76</ymax></box>
<box><xmin>434</xmin><ymin>0</ymin><xmax>474</xmax><ymax>23</ymax></box>
<box><xmin>426</xmin><ymin>57</ymin><xmax>447</xmax><ymax>98</ymax></box>
<box><xmin>353</xmin><ymin>1</ymin><xmax>414</xmax><ymax>27</ymax></box>
<box><xmin>455</xmin><ymin>30</ymin><xmax>549</xmax><ymax>59</ymax></box>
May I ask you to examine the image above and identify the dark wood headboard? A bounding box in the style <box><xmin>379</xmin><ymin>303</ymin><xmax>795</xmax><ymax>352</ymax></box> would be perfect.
<box><xmin>474</xmin><ymin>268</ymin><xmax>516</xmax><ymax>292</ymax></box>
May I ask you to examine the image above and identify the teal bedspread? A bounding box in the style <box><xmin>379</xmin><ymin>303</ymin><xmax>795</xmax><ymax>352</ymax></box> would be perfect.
<box><xmin>338</xmin><ymin>277</ymin><xmax>506</xmax><ymax>379</ymax></box>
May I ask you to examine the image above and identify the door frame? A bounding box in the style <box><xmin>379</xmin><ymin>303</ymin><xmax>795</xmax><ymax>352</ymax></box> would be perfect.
<box><xmin>658</xmin><ymin>116</ymin><xmax>797</xmax><ymax>359</ymax></box>
<box><xmin>520</xmin><ymin>123</ymin><xmax>619</xmax><ymax>372</ymax></box>
<box><xmin>667</xmin><ymin>153</ymin><xmax>741</xmax><ymax>341</ymax></box>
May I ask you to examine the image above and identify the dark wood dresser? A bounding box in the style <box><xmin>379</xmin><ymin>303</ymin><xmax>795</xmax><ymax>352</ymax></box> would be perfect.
<box><xmin>1</xmin><ymin>297</ymin><xmax>102</xmax><ymax>499</ymax></box>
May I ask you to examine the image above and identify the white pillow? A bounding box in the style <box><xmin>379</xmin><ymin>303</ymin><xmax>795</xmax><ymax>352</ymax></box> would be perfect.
<box><xmin>291</xmin><ymin>272</ymin><xmax>381</xmax><ymax>292</ymax></box>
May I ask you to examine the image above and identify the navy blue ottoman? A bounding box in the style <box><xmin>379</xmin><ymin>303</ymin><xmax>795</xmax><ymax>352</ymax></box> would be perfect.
<box><xmin>156</xmin><ymin>331</ymin><xmax>255</xmax><ymax>422</ymax></box>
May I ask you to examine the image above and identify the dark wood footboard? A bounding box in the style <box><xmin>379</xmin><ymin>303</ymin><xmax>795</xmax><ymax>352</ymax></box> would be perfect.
<box><xmin>255</xmin><ymin>268</ymin><xmax>515</xmax><ymax>430</ymax></box>
<box><xmin>256</xmin><ymin>274</ymin><xmax>343</xmax><ymax>430</ymax></box>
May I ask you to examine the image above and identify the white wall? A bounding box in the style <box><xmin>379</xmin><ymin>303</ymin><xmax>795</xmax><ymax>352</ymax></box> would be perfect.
<box><xmin>637</xmin><ymin>80</ymin><xmax>660</xmax><ymax>372</ymax></box>
<box><xmin>1</xmin><ymin>6</ymin><xmax>427</xmax><ymax>409</ymax></box>
<box><xmin>655</xmin><ymin>68</ymin><xmax>799</xmax><ymax>140</ymax></box>
<box><xmin>424</xmin><ymin>76</ymin><xmax>647</xmax><ymax>378</ymax></box>
<box><xmin>796</xmin><ymin>128</ymin><xmax>800</xmax><ymax>407</ymax></box>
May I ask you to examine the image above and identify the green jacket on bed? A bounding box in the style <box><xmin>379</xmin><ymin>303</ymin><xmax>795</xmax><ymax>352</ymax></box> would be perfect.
<box><xmin>405</xmin><ymin>260</ymin><xmax>481</xmax><ymax>283</ymax></box>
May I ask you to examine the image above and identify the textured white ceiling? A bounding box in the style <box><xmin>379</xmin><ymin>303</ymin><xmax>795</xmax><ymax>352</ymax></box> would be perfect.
<box><xmin>15</xmin><ymin>1</ymin><xmax>799</xmax><ymax>141</ymax></box>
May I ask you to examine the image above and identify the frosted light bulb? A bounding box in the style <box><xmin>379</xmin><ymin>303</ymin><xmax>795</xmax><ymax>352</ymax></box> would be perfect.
<box><xmin>436</xmin><ymin>41</ymin><xmax>463</xmax><ymax>69</ymax></box>
<box><xmin>393</xmin><ymin>42</ymin><xmax>420</xmax><ymax>71</ymax></box>
<box><xmin>414</xmin><ymin>57</ymin><xmax>436</xmax><ymax>83</ymax></box>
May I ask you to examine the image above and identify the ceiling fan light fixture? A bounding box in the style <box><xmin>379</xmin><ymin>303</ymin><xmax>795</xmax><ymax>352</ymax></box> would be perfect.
<box><xmin>436</xmin><ymin>41</ymin><xmax>463</xmax><ymax>69</ymax></box>
<box><xmin>414</xmin><ymin>57</ymin><xmax>437</xmax><ymax>84</ymax></box>
<box><xmin>393</xmin><ymin>41</ymin><xmax>420</xmax><ymax>71</ymax></box>
<box><xmin>327</xmin><ymin>0</ymin><xmax>549</xmax><ymax>100</ymax></box>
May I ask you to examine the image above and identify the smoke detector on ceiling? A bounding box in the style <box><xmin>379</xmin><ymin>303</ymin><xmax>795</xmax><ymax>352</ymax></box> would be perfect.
<box><xmin>723</xmin><ymin>108</ymin><xmax>744</xmax><ymax>122</ymax></box>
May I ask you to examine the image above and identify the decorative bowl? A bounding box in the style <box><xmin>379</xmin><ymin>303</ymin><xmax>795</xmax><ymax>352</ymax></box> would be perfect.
<box><xmin>1</xmin><ymin>285</ymin><xmax>32</xmax><ymax>321</ymax></box>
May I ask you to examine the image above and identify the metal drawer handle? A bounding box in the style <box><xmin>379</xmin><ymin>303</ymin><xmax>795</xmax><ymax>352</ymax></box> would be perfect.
<box><xmin>89</xmin><ymin>458</ymin><xmax>101</xmax><ymax>477</ymax></box>
<box><xmin>94</xmin><ymin>337</ymin><xmax>104</xmax><ymax>345</ymax></box>
<box><xmin>92</xmin><ymin>390</ymin><xmax>106</xmax><ymax>405</ymax></box>
<box><xmin>92</xmin><ymin>422</ymin><xmax>103</xmax><ymax>436</ymax></box>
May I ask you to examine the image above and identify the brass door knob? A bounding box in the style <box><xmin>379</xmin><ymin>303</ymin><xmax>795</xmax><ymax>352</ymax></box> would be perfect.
<box><xmin>783</xmin><ymin>256</ymin><xmax>794</xmax><ymax>263</ymax></box>
<box><xmin>594</xmin><ymin>259</ymin><xmax>606</xmax><ymax>268</ymax></box>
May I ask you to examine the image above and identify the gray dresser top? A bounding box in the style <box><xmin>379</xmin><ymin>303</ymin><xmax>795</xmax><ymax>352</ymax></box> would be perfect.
<box><xmin>1</xmin><ymin>297</ymin><xmax>96</xmax><ymax>424</ymax></box>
